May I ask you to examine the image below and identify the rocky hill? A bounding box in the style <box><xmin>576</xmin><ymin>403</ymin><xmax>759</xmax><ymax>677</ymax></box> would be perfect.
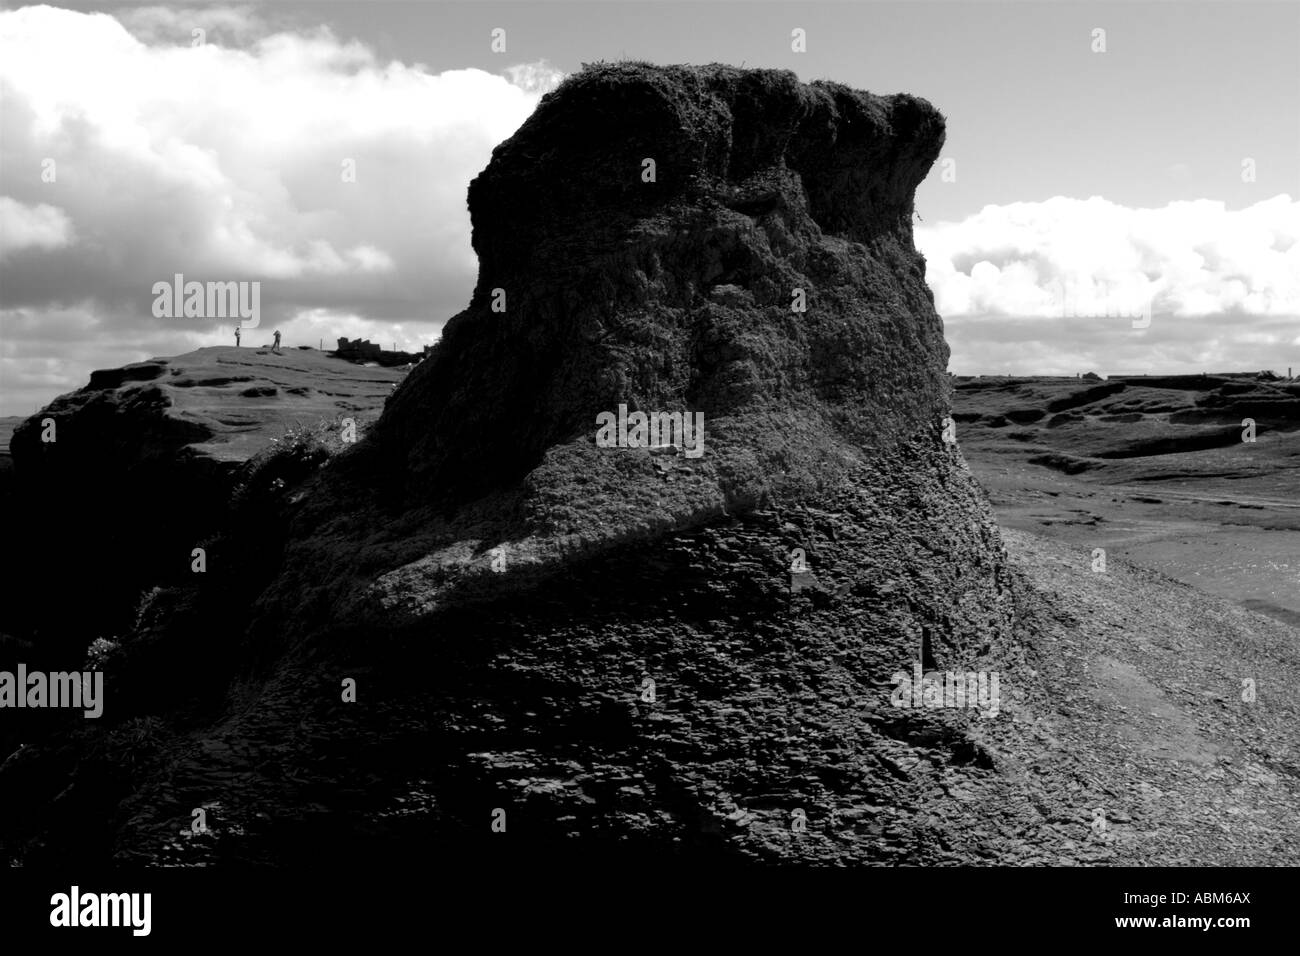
<box><xmin>3</xmin><ymin>64</ymin><xmax>1297</xmax><ymax>868</ymax></box>
<box><xmin>2</xmin><ymin>348</ymin><xmax>403</xmax><ymax>653</ymax></box>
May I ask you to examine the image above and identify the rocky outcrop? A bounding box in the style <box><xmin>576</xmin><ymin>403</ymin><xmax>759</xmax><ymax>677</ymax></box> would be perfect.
<box><xmin>379</xmin><ymin>64</ymin><xmax>948</xmax><ymax>508</ymax></box>
<box><xmin>2</xmin><ymin>65</ymin><xmax>1046</xmax><ymax>866</ymax></box>
<box><xmin>330</xmin><ymin>64</ymin><xmax>956</xmax><ymax>627</ymax></box>
<box><xmin>2</xmin><ymin>348</ymin><xmax>401</xmax><ymax>653</ymax></box>
<box><xmin>333</xmin><ymin>337</ymin><xmax>425</xmax><ymax>367</ymax></box>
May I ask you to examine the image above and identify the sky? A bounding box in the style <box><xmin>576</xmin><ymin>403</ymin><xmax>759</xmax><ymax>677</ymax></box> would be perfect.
<box><xmin>1</xmin><ymin>0</ymin><xmax>1298</xmax><ymax>415</ymax></box>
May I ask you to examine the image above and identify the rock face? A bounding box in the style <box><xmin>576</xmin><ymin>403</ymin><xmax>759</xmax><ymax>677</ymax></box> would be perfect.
<box><xmin>380</xmin><ymin>64</ymin><xmax>950</xmax><ymax>511</ymax></box>
<box><xmin>3</xmin><ymin>65</ymin><xmax>1037</xmax><ymax>866</ymax></box>
<box><xmin>347</xmin><ymin>63</ymin><xmax>958</xmax><ymax>623</ymax></box>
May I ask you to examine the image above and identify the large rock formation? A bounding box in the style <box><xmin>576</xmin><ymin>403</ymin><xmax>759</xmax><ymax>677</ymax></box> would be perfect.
<box><xmin>321</xmin><ymin>63</ymin><xmax>960</xmax><ymax>625</ymax></box>
<box><xmin>3</xmin><ymin>65</ymin><xmax>1042</xmax><ymax>866</ymax></box>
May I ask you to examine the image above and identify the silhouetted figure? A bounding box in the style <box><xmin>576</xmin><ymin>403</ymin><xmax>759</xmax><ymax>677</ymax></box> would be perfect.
<box><xmin>234</xmin><ymin>326</ymin><xmax>241</xmax><ymax>347</ymax></box>
<box><xmin>272</xmin><ymin>330</ymin><xmax>281</xmax><ymax>353</ymax></box>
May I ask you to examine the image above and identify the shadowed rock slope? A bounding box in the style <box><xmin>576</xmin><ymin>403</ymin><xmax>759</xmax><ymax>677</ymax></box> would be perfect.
<box><xmin>11</xmin><ymin>65</ymin><xmax>1293</xmax><ymax>867</ymax></box>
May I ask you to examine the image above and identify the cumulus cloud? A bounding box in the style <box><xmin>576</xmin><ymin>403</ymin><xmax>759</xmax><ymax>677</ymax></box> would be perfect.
<box><xmin>0</xmin><ymin>5</ymin><xmax>564</xmax><ymax>414</ymax></box>
<box><xmin>503</xmin><ymin>60</ymin><xmax>566</xmax><ymax>94</ymax></box>
<box><xmin>918</xmin><ymin>195</ymin><xmax>1300</xmax><ymax>376</ymax></box>
<box><xmin>918</xmin><ymin>195</ymin><xmax>1300</xmax><ymax>320</ymax></box>
<box><xmin>0</xmin><ymin>196</ymin><xmax>74</xmax><ymax>258</ymax></box>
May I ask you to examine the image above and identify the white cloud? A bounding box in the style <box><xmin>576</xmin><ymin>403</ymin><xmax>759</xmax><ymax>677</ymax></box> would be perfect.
<box><xmin>116</xmin><ymin>4</ymin><xmax>264</xmax><ymax>46</ymax></box>
<box><xmin>504</xmin><ymin>60</ymin><xmax>566</xmax><ymax>95</ymax></box>
<box><xmin>918</xmin><ymin>195</ymin><xmax>1300</xmax><ymax>376</ymax></box>
<box><xmin>0</xmin><ymin>5</ymin><xmax>565</xmax><ymax>414</ymax></box>
<box><xmin>918</xmin><ymin>194</ymin><xmax>1300</xmax><ymax>320</ymax></box>
<box><xmin>0</xmin><ymin>196</ymin><xmax>74</xmax><ymax>258</ymax></box>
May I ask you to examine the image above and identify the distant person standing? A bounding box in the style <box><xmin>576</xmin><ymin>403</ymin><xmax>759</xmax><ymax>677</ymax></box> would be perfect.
<box><xmin>234</xmin><ymin>326</ymin><xmax>241</xmax><ymax>347</ymax></box>
<box><xmin>272</xmin><ymin>330</ymin><xmax>281</xmax><ymax>353</ymax></box>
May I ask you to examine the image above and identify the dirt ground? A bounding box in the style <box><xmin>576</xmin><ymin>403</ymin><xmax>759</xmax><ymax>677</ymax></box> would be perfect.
<box><xmin>987</xmin><ymin>529</ymin><xmax>1300</xmax><ymax>864</ymax></box>
<box><xmin>970</xmin><ymin>458</ymin><xmax>1300</xmax><ymax>628</ymax></box>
